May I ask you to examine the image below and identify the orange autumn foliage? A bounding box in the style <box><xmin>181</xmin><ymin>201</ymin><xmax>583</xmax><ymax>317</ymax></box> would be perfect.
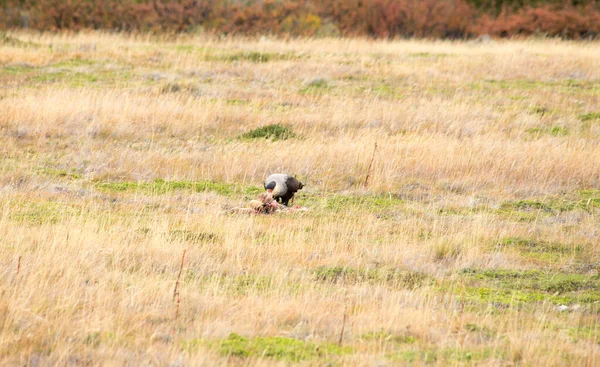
<box><xmin>1</xmin><ymin>0</ymin><xmax>599</xmax><ymax>39</ymax></box>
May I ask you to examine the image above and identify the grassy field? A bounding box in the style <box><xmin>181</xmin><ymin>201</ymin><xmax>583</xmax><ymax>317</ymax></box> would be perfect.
<box><xmin>1</xmin><ymin>32</ymin><xmax>600</xmax><ymax>365</ymax></box>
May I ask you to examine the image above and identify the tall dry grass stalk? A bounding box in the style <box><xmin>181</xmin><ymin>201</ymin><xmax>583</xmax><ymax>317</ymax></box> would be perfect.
<box><xmin>363</xmin><ymin>142</ymin><xmax>378</xmax><ymax>190</ymax></box>
<box><xmin>173</xmin><ymin>249</ymin><xmax>187</xmax><ymax>319</ymax></box>
<box><xmin>16</xmin><ymin>255</ymin><xmax>22</xmax><ymax>276</ymax></box>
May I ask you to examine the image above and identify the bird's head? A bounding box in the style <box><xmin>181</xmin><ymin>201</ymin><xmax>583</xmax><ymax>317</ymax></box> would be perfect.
<box><xmin>265</xmin><ymin>181</ymin><xmax>276</xmax><ymax>194</ymax></box>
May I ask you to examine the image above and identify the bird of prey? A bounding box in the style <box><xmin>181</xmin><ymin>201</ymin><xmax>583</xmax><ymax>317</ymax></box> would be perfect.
<box><xmin>264</xmin><ymin>173</ymin><xmax>304</xmax><ymax>206</ymax></box>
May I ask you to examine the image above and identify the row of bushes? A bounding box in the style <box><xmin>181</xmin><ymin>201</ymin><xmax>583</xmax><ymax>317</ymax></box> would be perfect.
<box><xmin>1</xmin><ymin>0</ymin><xmax>599</xmax><ymax>39</ymax></box>
<box><xmin>467</xmin><ymin>0</ymin><xmax>595</xmax><ymax>15</ymax></box>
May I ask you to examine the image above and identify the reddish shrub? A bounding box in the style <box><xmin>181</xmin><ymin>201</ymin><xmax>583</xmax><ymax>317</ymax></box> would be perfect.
<box><xmin>320</xmin><ymin>0</ymin><xmax>475</xmax><ymax>38</ymax></box>
<box><xmin>0</xmin><ymin>0</ymin><xmax>599</xmax><ymax>39</ymax></box>
<box><xmin>477</xmin><ymin>4</ymin><xmax>600</xmax><ymax>38</ymax></box>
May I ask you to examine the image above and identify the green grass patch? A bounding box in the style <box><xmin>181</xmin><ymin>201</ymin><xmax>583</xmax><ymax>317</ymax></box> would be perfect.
<box><xmin>436</xmin><ymin>206</ymin><xmax>486</xmax><ymax>216</ymax></box>
<box><xmin>494</xmin><ymin>237</ymin><xmax>584</xmax><ymax>263</ymax></box>
<box><xmin>211</xmin><ymin>51</ymin><xmax>298</xmax><ymax>63</ymax></box>
<box><xmin>316</xmin><ymin>193</ymin><xmax>404</xmax><ymax>211</ymax></box>
<box><xmin>94</xmin><ymin>179</ymin><xmax>248</xmax><ymax>196</ymax></box>
<box><xmin>33</xmin><ymin>69</ymin><xmax>131</xmax><ymax>87</ymax></box>
<box><xmin>219</xmin><ymin>51</ymin><xmax>274</xmax><ymax>63</ymax></box>
<box><xmin>52</xmin><ymin>72</ymin><xmax>98</xmax><ymax>85</ymax></box>
<box><xmin>493</xmin><ymin>202</ymin><xmax>551</xmax><ymax>222</ymax></box>
<box><xmin>242</xmin><ymin>185</ymin><xmax>263</xmax><ymax>195</ymax></box>
<box><xmin>389</xmin><ymin>347</ymin><xmax>501</xmax><ymax>364</ymax></box>
<box><xmin>238</xmin><ymin>123</ymin><xmax>296</xmax><ymax>141</ymax></box>
<box><xmin>190</xmin><ymin>274</ymin><xmax>279</xmax><ymax>296</ymax></box>
<box><xmin>314</xmin><ymin>266</ymin><xmax>427</xmax><ymax>289</ymax></box>
<box><xmin>184</xmin><ymin>273</ymin><xmax>304</xmax><ymax>296</ymax></box>
<box><xmin>477</xmin><ymin>79</ymin><xmax>544</xmax><ymax>90</ymax></box>
<box><xmin>579</xmin><ymin>189</ymin><xmax>600</xmax><ymax>199</ymax></box>
<box><xmin>184</xmin><ymin>333</ymin><xmax>350</xmax><ymax>362</ymax></box>
<box><xmin>526</xmin><ymin>126</ymin><xmax>568</xmax><ymax>137</ymax></box>
<box><xmin>361</xmin><ymin>331</ymin><xmax>417</xmax><ymax>344</ymax></box>
<box><xmin>227</xmin><ymin>275</ymin><xmax>277</xmax><ymax>295</ymax></box>
<box><xmin>174</xmin><ymin>45</ymin><xmax>299</xmax><ymax>63</ymax></box>
<box><xmin>495</xmin><ymin>207</ymin><xmax>544</xmax><ymax>222</ymax></box>
<box><xmin>300</xmin><ymin>78</ymin><xmax>330</xmax><ymax>94</ymax></box>
<box><xmin>228</xmin><ymin>51</ymin><xmax>292</xmax><ymax>62</ymax></box>
<box><xmin>389</xmin><ymin>349</ymin><xmax>438</xmax><ymax>364</ymax></box>
<box><xmin>479</xmin><ymin>79</ymin><xmax>598</xmax><ymax>90</ymax></box>
<box><xmin>468</xmin><ymin>79</ymin><xmax>600</xmax><ymax>97</ymax></box>
<box><xmin>9</xmin><ymin>201</ymin><xmax>81</xmax><ymax>225</ymax></box>
<box><xmin>36</xmin><ymin>167</ymin><xmax>82</xmax><ymax>179</ymax></box>
<box><xmin>1</xmin><ymin>63</ymin><xmax>35</xmax><ymax>75</ymax></box>
<box><xmin>52</xmin><ymin>58</ymin><xmax>99</xmax><ymax>68</ymax></box>
<box><xmin>460</xmin><ymin>286</ymin><xmax>546</xmax><ymax>305</ymax></box>
<box><xmin>0</xmin><ymin>33</ymin><xmax>41</xmax><ymax>48</ymax></box>
<box><xmin>362</xmin><ymin>83</ymin><xmax>404</xmax><ymax>99</ymax></box>
<box><xmin>12</xmin><ymin>58</ymin><xmax>130</xmax><ymax>87</ymax></box>
<box><xmin>499</xmin><ymin>195</ymin><xmax>600</xmax><ymax>215</ymax></box>
<box><xmin>225</xmin><ymin>98</ymin><xmax>250</xmax><ymax>106</ymax></box>
<box><xmin>456</xmin><ymin>268</ymin><xmax>600</xmax><ymax>306</ymax></box>
<box><xmin>578</xmin><ymin>112</ymin><xmax>600</xmax><ymax>121</ymax></box>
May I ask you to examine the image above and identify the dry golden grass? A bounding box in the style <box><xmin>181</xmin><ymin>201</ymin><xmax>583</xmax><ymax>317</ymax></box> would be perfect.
<box><xmin>1</xmin><ymin>32</ymin><xmax>600</xmax><ymax>366</ymax></box>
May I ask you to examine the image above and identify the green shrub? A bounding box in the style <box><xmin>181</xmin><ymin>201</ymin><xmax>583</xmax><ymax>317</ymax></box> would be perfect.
<box><xmin>238</xmin><ymin>124</ymin><xmax>296</xmax><ymax>141</ymax></box>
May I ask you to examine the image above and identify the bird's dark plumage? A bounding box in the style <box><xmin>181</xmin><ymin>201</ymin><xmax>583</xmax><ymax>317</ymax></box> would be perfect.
<box><xmin>264</xmin><ymin>173</ymin><xmax>304</xmax><ymax>206</ymax></box>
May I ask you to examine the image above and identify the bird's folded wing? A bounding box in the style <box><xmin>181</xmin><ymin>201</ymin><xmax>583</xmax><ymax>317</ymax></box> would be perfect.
<box><xmin>285</xmin><ymin>177</ymin><xmax>303</xmax><ymax>192</ymax></box>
